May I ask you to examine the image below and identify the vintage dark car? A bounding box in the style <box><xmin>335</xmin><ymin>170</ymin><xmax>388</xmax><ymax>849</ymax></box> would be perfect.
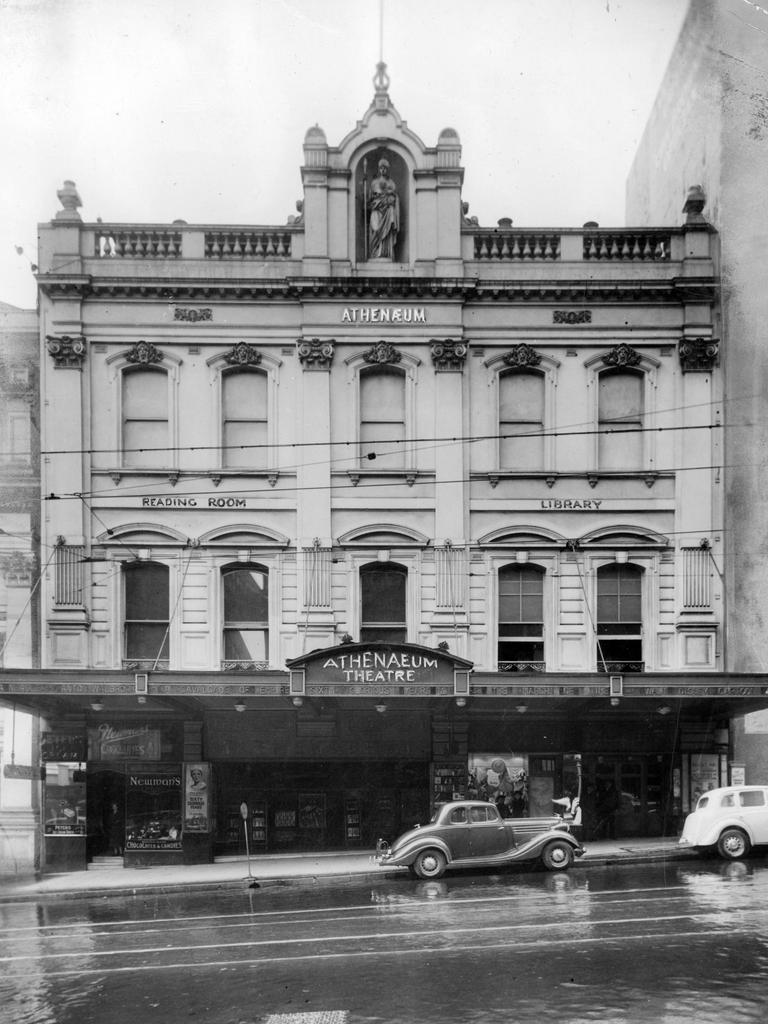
<box><xmin>376</xmin><ymin>800</ymin><xmax>585</xmax><ymax>879</ymax></box>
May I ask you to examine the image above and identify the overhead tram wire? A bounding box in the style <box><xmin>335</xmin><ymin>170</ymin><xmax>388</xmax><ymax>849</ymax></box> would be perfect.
<box><xmin>24</xmin><ymin>386</ymin><xmax>747</xmax><ymax>462</ymax></box>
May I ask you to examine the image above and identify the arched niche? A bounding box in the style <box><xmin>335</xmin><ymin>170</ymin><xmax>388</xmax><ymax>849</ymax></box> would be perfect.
<box><xmin>354</xmin><ymin>147</ymin><xmax>409</xmax><ymax>264</ymax></box>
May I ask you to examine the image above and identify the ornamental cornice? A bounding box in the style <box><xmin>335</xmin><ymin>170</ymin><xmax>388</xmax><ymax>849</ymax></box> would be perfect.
<box><xmin>224</xmin><ymin>341</ymin><xmax>262</xmax><ymax>366</ymax></box>
<box><xmin>46</xmin><ymin>334</ymin><xmax>87</xmax><ymax>368</ymax></box>
<box><xmin>503</xmin><ymin>343</ymin><xmax>542</xmax><ymax>368</ymax></box>
<box><xmin>126</xmin><ymin>340</ymin><xmax>164</xmax><ymax>365</ymax></box>
<box><xmin>430</xmin><ymin>339</ymin><xmax>468</xmax><ymax>371</ymax></box>
<box><xmin>37</xmin><ymin>275</ymin><xmax>716</xmax><ymax>306</ymax></box>
<box><xmin>602</xmin><ymin>343</ymin><xmax>642</xmax><ymax>368</ymax></box>
<box><xmin>363</xmin><ymin>341</ymin><xmax>402</xmax><ymax>365</ymax></box>
<box><xmin>297</xmin><ymin>337</ymin><xmax>335</xmax><ymax>369</ymax></box>
<box><xmin>678</xmin><ymin>337</ymin><xmax>719</xmax><ymax>373</ymax></box>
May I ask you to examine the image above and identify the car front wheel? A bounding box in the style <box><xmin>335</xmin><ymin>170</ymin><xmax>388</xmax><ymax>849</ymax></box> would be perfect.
<box><xmin>412</xmin><ymin>848</ymin><xmax>447</xmax><ymax>879</ymax></box>
<box><xmin>717</xmin><ymin>828</ymin><xmax>750</xmax><ymax>860</ymax></box>
<box><xmin>542</xmin><ymin>840</ymin><xmax>574</xmax><ymax>871</ymax></box>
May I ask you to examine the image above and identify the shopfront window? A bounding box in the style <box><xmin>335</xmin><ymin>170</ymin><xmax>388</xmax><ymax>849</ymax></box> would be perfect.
<box><xmin>222</xmin><ymin>565</ymin><xmax>269</xmax><ymax>667</ymax></box>
<box><xmin>123</xmin><ymin>562</ymin><xmax>169</xmax><ymax>667</ymax></box>
<box><xmin>596</xmin><ymin>563</ymin><xmax>643</xmax><ymax>671</ymax></box>
<box><xmin>360</xmin><ymin>562</ymin><xmax>407</xmax><ymax>642</ymax></box>
<box><xmin>498</xmin><ymin>564</ymin><xmax>544</xmax><ymax>671</ymax></box>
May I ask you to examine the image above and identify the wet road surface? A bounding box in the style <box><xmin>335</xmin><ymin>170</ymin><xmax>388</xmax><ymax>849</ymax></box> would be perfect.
<box><xmin>1</xmin><ymin>857</ymin><xmax>767</xmax><ymax>1023</ymax></box>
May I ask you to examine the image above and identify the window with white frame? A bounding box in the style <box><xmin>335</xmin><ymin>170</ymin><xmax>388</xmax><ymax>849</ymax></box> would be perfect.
<box><xmin>123</xmin><ymin>562</ymin><xmax>169</xmax><ymax>665</ymax></box>
<box><xmin>360</xmin><ymin>562</ymin><xmax>407</xmax><ymax>642</ymax></box>
<box><xmin>222</xmin><ymin>564</ymin><xmax>269</xmax><ymax>666</ymax></box>
<box><xmin>598</xmin><ymin>368</ymin><xmax>644</xmax><ymax>470</ymax></box>
<box><xmin>222</xmin><ymin>368</ymin><xmax>268</xmax><ymax>470</ymax></box>
<box><xmin>359</xmin><ymin>365</ymin><xmax>406</xmax><ymax>468</ymax></box>
<box><xmin>498</xmin><ymin>564</ymin><xmax>545</xmax><ymax>670</ymax></box>
<box><xmin>499</xmin><ymin>369</ymin><xmax>544</xmax><ymax>470</ymax></box>
<box><xmin>122</xmin><ymin>366</ymin><xmax>168</xmax><ymax>468</ymax></box>
<box><xmin>596</xmin><ymin>563</ymin><xmax>644</xmax><ymax>671</ymax></box>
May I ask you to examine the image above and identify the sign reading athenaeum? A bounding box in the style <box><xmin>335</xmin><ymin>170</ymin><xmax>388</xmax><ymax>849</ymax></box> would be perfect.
<box><xmin>341</xmin><ymin>306</ymin><xmax>427</xmax><ymax>323</ymax></box>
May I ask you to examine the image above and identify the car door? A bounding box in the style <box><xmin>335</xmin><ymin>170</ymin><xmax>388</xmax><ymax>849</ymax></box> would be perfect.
<box><xmin>468</xmin><ymin>805</ymin><xmax>511</xmax><ymax>858</ymax></box>
<box><xmin>441</xmin><ymin>805</ymin><xmax>472</xmax><ymax>860</ymax></box>
<box><xmin>738</xmin><ymin>789</ymin><xmax>768</xmax><ymax>843</ymax></box>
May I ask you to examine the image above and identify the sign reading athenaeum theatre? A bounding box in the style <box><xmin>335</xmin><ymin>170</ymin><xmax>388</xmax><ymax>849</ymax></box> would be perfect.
<box><xmin>286</xmin><ymin>642</ymin><xmax>473</xmax><ymax>696</ymax></box>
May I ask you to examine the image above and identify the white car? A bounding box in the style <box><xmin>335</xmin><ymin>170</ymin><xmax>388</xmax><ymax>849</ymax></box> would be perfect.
<box><xmin>679</xmin><ymin>785</ymin><xmax>768</xmax><ymax>860</ymax></box>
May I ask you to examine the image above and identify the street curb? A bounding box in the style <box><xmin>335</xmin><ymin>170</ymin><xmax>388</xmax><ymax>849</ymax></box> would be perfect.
<box><xmin>0</xmin><ymin>849</ymin><xmax>698</xmax><ymax>905</ymax></box>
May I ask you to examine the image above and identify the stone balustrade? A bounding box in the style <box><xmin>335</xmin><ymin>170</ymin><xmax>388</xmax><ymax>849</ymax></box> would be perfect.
<box><xmin>472</xmin><ymin>231</ymin><xmax>561</xmax><ymax>260</ymax></box>
<box><xmin>94</xmin><ymin>228</ymin><xmax>182</xmax><ymax>258</ymax></box>
<box><xmin>92</xmin><ymin>226</ymin><xmax>297</xmax><ymax>259</ymax></box>
<box><xmin>468</xmin><ymin>227</ymin><xmax>677</xmax><ymax>262</ymax></box>
<box><xmin>205</xmin><ymin>229</ymin><xmax>295</xmax><ymax>259</ymax></box>
<box><xmin>582</xmin><ymin>229</ymin><xmax>672</xmax><ymax>261</ymax></box>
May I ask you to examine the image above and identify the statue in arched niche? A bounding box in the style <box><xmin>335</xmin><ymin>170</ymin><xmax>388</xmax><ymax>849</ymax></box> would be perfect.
<box><xmin>367</xmin><ymin>157</ymin><xmax>400</xmax><ymax>260</ymax></box>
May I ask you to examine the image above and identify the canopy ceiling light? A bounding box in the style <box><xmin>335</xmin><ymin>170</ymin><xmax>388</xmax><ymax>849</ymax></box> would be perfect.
<box><xmin>516</xmin><ymin>704</ymin><xmax>528</xmax><ymax>714</ymax></box>
<box><xmin>90</xmin><ymin>699</ymin><xmax>104</xmax><ymax>712</ymax></box>
<box><xmin>234</xmin><ymin>702</ymin><xmax>246</xmax><ymax>713</ymax></box>
<box><xmin>375</xmin><ymin>704</ymin><xmax>387</xmax><ymax>714</ymax></box>
<box><xmin>657</xmin><ymin>705</ymin><xmax>672</xmax><ymax>716</ymax></box>
<box><xmin>291</xmin><ymin>696</ymin><xmax>304</xmax><ymax>707</ymax></box>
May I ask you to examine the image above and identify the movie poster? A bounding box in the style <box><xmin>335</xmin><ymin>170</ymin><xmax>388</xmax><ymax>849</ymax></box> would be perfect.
<box><xmin>184</xmin><ymin>762</ymin><xmax>210</xmax><ymax>832</ymax></box>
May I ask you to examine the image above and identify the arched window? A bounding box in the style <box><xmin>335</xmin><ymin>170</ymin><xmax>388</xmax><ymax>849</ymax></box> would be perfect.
<box><xmin>596</xmin><ymin>563</ymin><xmax>643</xmax><ymax>671</ymax></box>
<box><xmin>598</xmin><ymin>368</ymin><xmax>643</xmax><ymax>470</ymax></box>
<box><xmin>222</xmin><ymin>564</ymin><xmax>269</xmax><ymax>666</ymax></box>
<box><xmin>498</xmin><ymin>564</ymin><xmax>545</xmax><ymax>671</ymax></box>
<box><xmin>360</xmin><ymin>562</ymin><xmax>407</xmax><ymax>642</ymax></box>
<box><xmin>123</xmin><ymin>562</ymin><xmax>169</xmax><ymax>665</ymax></box>
<box><xmin>222</xmin><ymin>368</ymin><xmax>268</xmax><ymax>470</ymax></box>
<box><xmin>360</xmin><ymin>365</ymin><xmax>406</xmax><ymax>468</ymax></box>
<box><xmin>122</xmin><ymin>366</ymin><xmax>168</xmax><ymax>468</ymax></box>
<box><xmin>499</xmin><ymin>369</ymin><xmax>544</xmax><ymax>470</ymax></box>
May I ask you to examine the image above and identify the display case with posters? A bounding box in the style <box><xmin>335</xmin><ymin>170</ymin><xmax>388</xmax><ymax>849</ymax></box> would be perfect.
<box><xmin>344</xmin><ymin>795</ymin><xmax>362</xmax><ymax>843</ymax></box>
<box><xmin>467</xmin><ymin>753</ymin><xmax>530</xmax><ymax>817</ymax></box>
<box><xmin>43</xmin><ymin>762</ymin><xmax>87</xmax><ymax>871</ymax></box>
<box><xmin>44</xmin><ymin>763</ymin><xmax>87</xmax><ymax>836</ymax></box>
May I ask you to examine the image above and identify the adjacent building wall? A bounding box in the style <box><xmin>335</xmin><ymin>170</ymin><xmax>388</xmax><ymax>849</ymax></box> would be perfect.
<box><xmin>627</xmin><ymin>0</ymin><xmax>768</xmax><ymax>778</ymax></box>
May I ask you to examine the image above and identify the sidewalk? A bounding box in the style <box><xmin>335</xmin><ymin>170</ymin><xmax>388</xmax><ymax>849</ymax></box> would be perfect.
<box><xmin>0</xmin><ymin>837</ymin><xmax>695</xmax><ymax>904</ymax></box>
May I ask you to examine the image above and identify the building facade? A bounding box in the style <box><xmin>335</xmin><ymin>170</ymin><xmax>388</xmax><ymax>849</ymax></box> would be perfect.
<box><xmin>0</xmin><ymin>301</ymin><xmax>41</xmax><ymax>874</ymax></box>
<box><xmin>6</xmin><ymin>67</ymin><xmax>762</xmax><ymax>871</ymax></box>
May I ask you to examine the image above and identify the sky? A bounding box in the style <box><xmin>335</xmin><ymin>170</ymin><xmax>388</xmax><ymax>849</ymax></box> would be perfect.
<box><xmin>0</xmin><ymin>0</ymin><xmax>691</xmax><ymax>310</ymax></box>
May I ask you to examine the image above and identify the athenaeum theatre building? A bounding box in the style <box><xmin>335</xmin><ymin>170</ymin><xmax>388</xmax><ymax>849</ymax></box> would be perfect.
<box><xmin>5</xmin><ymin>67</ymin><xmax>768</xmax><ymax>870</ymax></box>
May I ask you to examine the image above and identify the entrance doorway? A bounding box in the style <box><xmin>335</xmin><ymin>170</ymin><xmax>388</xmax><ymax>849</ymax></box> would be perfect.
<box><xmin>582</xmin><ymin>755</ymin><xmax>671</xmax><ymax>840</ymax></box>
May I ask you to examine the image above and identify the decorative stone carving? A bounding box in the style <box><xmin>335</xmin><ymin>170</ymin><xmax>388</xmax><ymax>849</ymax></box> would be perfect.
<box><xmin>55</xmin><ymin>180</ymin><xmax>82</xmax><ymax>221</ymax></box>
<box><xmin>503</xmin><ymin>343</ymin><xmax>542</xmax><ymax>368</ymax></box>
<box><xmin>602</xmin><ymin>343</ymin><xmax>641</xmax><ymax>368</ymax></box>
<box><xmin>430</xmin><ymin>340</ymin><xmax>468</xmax><ymax>371</ymax></box>
<box><xmin>224</xmin><ymin>342</ymin><xmax>262</xmax><ymax>366</ymax></box>
<box><xmin>363</xmin><ymin>341</ymin><xmax>402</xmax><ymax>365</ymax></box>
<box><xmin>297</xmin><ymin>338</ymin><xmax>335</xmax><ymax>369</ymax></box>
<box><xmin>678</xmin><ymin>337</ymin><xmax>719</xmax><ymax>373</ymax></box>
<box><xmin>126</xmin><ymin>341</ymin><xmax>164</xmax><ymax>365</ymax></box>
<box><xmin>553</xmin><ymin>310</ymin><xmax>592</xmax><ymax>324</ymax></box>
<box><xmin>174</xmin><ymin>307</ymin><xmax>212</xmax><ymax>322</ymax></box>
<box><xmin>46</xmin><ymin>335</ymin><xmax>86</xmax><ymax>368</ymax></box>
